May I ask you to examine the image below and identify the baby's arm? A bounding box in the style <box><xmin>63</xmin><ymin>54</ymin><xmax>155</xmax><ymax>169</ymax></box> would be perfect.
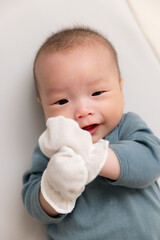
<box><xmin>100</xmin><ymin>112</ymin><xmax>160</xmax><ymax>188</ymax></box>
<box><xmin>39</xmin><ymin>189</ymin><xmax>59</xmax><ymax>216</ymax></box>
<box><xmin>22</xmin><ymin>145</ymin><xmax>62</xmax><ymax>223</ymax></box>
<box><xmin>99</xmin><ymin>147</ymin><xmax>121</xmax><ymax>180</ymax></box>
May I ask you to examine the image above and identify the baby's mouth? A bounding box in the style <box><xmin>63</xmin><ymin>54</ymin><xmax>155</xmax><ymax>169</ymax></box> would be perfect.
<box><xmin>82</xmin><ymin>124</ymin><xmax>98</xmax><ymax>134</ymax></box>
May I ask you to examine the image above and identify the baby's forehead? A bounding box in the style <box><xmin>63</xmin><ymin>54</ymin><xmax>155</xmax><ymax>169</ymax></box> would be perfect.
<box><xmin>35</xmin><ymin>42</ymin><xmax>120</xmax><ymax>97</ymax></box>
<box><xmin>35</xmin><ymin>43</ymin><xmax>119</xmax><ymax>85</ymax></box>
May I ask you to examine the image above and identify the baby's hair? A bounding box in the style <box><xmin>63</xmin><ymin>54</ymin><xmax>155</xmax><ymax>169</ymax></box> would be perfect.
<box><xmin>34</xmin><ymin>26</ymin><xmax>120</xmax><ymax>97</ymax></box>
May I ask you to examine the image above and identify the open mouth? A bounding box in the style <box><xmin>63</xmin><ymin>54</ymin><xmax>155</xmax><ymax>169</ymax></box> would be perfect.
<box><xmin>82</xmin><ymin>124</ymin><xmax>98</xmax><ymax>134</ymax></box>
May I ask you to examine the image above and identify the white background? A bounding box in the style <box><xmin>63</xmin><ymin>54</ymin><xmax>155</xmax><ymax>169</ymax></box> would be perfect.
<box><xmin>1</xmin><ymin>1</ymin><xmax>160</xmax><ymax>239</ymax></box>
<box><xmin>127</xmin><ymin>0</ymin><xmax>160</xmax><ymax>61</ymax></box>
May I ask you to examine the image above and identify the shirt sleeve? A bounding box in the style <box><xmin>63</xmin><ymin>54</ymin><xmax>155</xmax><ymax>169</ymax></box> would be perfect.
<box><xmin>22</xmin><ymin>144</ymin><xmax>67</xmax><ymax>224</ymax></box>
<box><xmin>108</xmin><ymin>112</ymin><xmax>160</xmax><ymax>189</ymax></box>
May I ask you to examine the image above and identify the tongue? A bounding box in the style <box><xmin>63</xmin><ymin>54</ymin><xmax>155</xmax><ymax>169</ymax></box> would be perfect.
<box><xmin>83</xmin><ymin>124</ymin><xmax>95</xmax><ymax>130</ymax></box>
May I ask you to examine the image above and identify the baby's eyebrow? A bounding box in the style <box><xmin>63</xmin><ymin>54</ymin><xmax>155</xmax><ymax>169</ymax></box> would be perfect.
<box><xmin>87</xmin><ymin>78</ymin><xmax>106</xmax><ymax>87</ymax></box>
<box><xmin>88</xmin><ymin>78</ymin><xmax>101</xmax><ymax>85</ymax></box>
<box><xmin>47</xmin><ymin>86</ymin><xmax>69</xmax><ymax>95</ymax></box>
<box><xmin>47</xmin><ymin>88</ymin><xmax>60</xmax><ymax>96</ymax></box>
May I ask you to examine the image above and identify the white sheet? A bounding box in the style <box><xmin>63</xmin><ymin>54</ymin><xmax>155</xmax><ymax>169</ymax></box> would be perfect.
<box><xmin>127</xmin><ymin>0</ymin><xmax>160</xmax><ymax>61</ymax></box>
<box><xmin>0</xmin><ymin>1</ymin><xmax>160</xmax><ymax>239</ymax></box>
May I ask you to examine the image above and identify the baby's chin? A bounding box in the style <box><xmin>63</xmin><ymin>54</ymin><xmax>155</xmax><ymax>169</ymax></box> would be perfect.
<box><xmin>91</xmin><ymin>135</ymin><xmax>102</xmax><ymax>144</ymax></box>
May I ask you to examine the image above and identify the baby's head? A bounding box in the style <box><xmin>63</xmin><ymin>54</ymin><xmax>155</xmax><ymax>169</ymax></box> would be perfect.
<box><xmin>34</xmin><ymin>26</ymin><xmax>124</xmax><ymax>143</ymax></box>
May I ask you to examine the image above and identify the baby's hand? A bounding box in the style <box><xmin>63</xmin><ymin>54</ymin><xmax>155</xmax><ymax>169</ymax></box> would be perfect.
<box><xmin>41</xmin><ymin>146</ymin><xmax>88</xmax><ymax>213</ymax></box>
<box><xmin>39</xmin><ymin>116</ymin><xmax>92</xmax><ymax>159</ymax></box>
<box><xmin>86</xmin><ymin>139</ymin><xmax>109</xmax><ymax>183</ymax></box>
<box><xmin>39</xmin><ymin>116</ymin><xmax>109</xmax><ymax>213</ymax></box>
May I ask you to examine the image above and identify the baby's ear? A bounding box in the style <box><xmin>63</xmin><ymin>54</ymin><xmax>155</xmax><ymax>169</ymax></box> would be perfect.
<box><xmin>120</xmin><ymin>78</ymin><xmax>124</xmax><ymax>88</ymax></box>
<box><xmin>37</xmin><ymin>97</ymin><xmax>42</xmax><ymax>104</ymax></box>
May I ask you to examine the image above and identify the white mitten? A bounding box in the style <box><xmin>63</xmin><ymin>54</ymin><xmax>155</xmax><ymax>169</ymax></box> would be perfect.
<box><xmin>41</xmin><ymin>146</ymin><xmax>88</xmax><ymax>214</ymax></box>
<box><xmin>39</xmin><ymin>116</ymin><xmax>109</xmax><ymax>184</ymax></box>
<box><xmin>86</xmin><ymin>139</ymin><xmax>109</xmax><ymax>183</ymax></box>
<box><xmin>39</xmin><ymin>116</ymin><xmax>92</xmax><ymax>159</ymax></box>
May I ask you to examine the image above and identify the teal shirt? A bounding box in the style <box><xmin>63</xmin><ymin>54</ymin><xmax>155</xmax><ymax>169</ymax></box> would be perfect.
<box><xmin>22</xmin><ymin>112</ymin><xmax>160</xmax><ymax>239</ymax></box>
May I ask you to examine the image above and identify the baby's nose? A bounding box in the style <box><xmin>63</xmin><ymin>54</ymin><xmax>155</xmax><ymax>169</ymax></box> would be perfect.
<box><xmin>74</xmin><ymin>101</ymin><xmax>94</xmax><ymax>120</ymax></box>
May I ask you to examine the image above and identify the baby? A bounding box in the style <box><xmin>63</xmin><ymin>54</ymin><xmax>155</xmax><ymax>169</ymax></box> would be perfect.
<box><xmin>22</xmin><ymin>27</ymin><xmax>160</xmax><ymax>240</ymax></box>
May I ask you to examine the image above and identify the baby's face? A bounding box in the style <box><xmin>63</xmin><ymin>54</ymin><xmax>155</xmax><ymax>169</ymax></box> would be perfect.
<box><xmin>36</xmin><ymin>44</ymin><xmax>124</xmax><ymax>143</ymax></box>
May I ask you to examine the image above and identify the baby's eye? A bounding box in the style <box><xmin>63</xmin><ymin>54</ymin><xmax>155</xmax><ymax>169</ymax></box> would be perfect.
<box><xmin>55</xmin><ymin>99</ymin><xmax>68</xmax><ymax>105</ymax></box>
<box><xmin>92</xmin><ymin>91</ymin><xmax>103</xmax><ymax>96</ymax></box>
